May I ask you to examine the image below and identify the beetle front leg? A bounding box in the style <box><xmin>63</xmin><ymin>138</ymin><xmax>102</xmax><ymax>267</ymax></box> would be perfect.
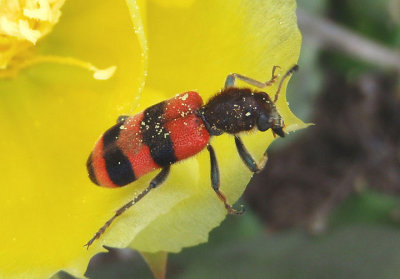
<box><xmin>224</xmin><ymin>65</ymin><xmax>280</xmax><ymax>89</ymax></box>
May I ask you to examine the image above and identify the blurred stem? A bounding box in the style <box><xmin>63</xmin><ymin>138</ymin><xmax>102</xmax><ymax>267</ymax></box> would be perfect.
<box><xmin>140</xmin><ymin>251</ymin><xmax>168</xmax><ymax>279</ymax></box>
<box><xmin>298</xmin><ymin>9</ymin><xmax>400</xmax><ymax>71</ymax></box>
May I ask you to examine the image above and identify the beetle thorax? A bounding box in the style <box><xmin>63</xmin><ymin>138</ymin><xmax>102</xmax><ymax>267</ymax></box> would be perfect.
<box><xmin>199</xmin><ymin>88</ymin><xmax>281</xmax><ymax>136</ymax></box>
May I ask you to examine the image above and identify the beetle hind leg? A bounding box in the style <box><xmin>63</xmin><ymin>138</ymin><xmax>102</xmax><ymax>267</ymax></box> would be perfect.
<box><xmin>84</xmin><ymin>166</ymin><xmax>171</xmax><ymax>249</ymax></box>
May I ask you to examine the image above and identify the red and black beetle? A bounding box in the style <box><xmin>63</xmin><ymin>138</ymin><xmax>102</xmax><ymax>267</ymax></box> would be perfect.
<box><xmin>85</xmin><ymin>65</ymin><xmax>298</xmax><ymax>248</ymax></box>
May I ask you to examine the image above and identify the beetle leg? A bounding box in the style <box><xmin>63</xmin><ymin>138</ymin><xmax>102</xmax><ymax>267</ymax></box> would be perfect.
<box><xmin>224</xmin><ymin>65</ymin><xmax>281</xmax><ymax>89</ymax></box>
<box><xmin>117</xmin><ymin>115</ymin><xmax>130</xmax><ymax>123</ymax></box>
<box><xmin>234</xmin><ymin>135</ymin><xmax>268</xmax><ymax>173</ymax></box>
<box><xmin>273</xmin><ymin>64</ymin><xmax>299</xmax><ymax>103</ymax></box>
<box><xmin>207</xmin><ymin>144</ymin><xmax>244</xmax><ymax>215</ymax></box>
<box><xmin>84</xmin><ymin>166</ymin><xmax>170</xmax><ymax>249</ymax></box>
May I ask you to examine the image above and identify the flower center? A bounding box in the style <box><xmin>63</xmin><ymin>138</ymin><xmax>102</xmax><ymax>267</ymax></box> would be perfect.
<box><xmin>0</xmin><ymin>0</ymin><xmax>65</xmax><ymax>69</ymax></box>
<box><xmin>0</xmin><ymin>0</ymin><xmax>116</xmax><ymax>80</ymax></box>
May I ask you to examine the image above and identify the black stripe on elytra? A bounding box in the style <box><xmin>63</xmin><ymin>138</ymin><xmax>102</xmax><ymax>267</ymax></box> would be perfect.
<box><xmin>104</xmin><ymin>146</ymin><xmax>136</xmax><ymax>186</ymax></box>
<box><xmin>141</xmin><ymin>102</ymin><xmax>177</xmax><ymax>166</ymax></box>
<box><xmin>103</xmin><ymin>121</ymin><xmax>124</xmax><ymax>147</ymax></box>
<box><xmin>86</xmin><ymin>152</ymin><xmax>99</xmax><ymax>185</ymax></box>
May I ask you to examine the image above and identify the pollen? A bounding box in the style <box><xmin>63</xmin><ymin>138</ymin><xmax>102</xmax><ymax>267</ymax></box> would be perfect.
<box><xmin>0</xmin><ymin>0</ymin><xmax>65</xmax><ymax>69</ymax></box>
<box><xmin>180</xmin><ymin>93</ymin><xmax>189</xmax><ymax>101</ymax></box>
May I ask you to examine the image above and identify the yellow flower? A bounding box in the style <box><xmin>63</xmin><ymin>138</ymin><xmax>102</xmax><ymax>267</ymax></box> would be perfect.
<box><xmin>0</xmin><ymin>0</ymin><xmax>304</xmax><ymax>278</ymax></box>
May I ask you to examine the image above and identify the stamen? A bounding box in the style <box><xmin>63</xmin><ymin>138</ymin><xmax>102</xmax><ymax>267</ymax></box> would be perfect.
<box><xmin>0</xmin><ymin>54</ymin><xmax>117</xmax><ymax>80</ymax></box>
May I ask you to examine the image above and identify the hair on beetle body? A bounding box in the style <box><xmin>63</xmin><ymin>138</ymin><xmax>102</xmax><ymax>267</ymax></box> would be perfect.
<box><xmin>84</xmin><ymin>65</ymin><xmax>298</xmax><ymax>248</ymax></box>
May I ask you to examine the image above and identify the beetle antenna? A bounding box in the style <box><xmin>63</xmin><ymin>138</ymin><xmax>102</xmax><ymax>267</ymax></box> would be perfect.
<box><xmin>274</xmin><ymin>64</ymin><xmax>299</xmax><ymax>103</ymax></box>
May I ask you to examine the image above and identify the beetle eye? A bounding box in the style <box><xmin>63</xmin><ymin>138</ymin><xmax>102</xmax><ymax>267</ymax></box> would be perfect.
<box><xmin>257</xmin><ymin>114</ymin><xmax>271</xmax><ymax>131</ymax></box>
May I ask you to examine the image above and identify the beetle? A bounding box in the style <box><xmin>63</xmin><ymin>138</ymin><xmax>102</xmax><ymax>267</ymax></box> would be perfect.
<box><xmin>85</xmin><ymin>65</ymin><xmax>298</xmax><ymax>248</ymax></box>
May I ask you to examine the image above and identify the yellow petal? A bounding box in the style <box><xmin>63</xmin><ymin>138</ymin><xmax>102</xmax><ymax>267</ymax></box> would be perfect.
<box><xmin>0</xmin><ymin>0</ymin><xmax>145</xmax><ymax>278</ymax></box>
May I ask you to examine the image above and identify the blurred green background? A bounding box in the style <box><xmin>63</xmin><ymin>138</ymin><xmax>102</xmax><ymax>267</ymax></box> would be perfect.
<box><xmin>57</xmin><ymin>0</ymin><xmax>400</xmax><ymax>278</ymax></box>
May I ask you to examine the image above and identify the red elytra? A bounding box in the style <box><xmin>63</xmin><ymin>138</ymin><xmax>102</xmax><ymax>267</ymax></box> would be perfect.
<box><xmin>88</xmin><ymin>91</ymin><xmax>208</xmax><ymax>188</ymax></box>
